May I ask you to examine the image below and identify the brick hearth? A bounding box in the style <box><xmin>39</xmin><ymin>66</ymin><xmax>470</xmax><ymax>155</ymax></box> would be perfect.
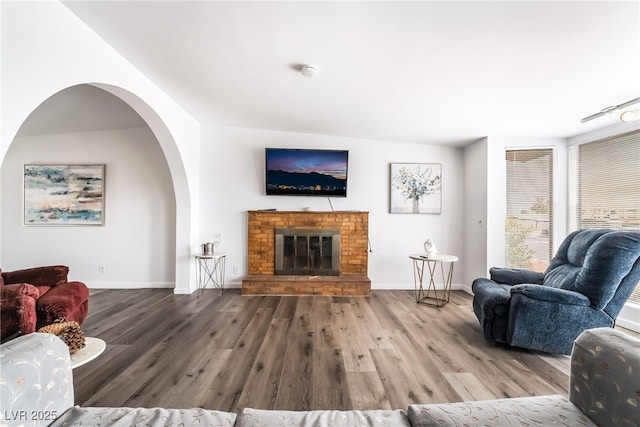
<box><xmin>243</xmin><ymin>210</ymin><xmax>370</xmax><ymax>296</ymax></box>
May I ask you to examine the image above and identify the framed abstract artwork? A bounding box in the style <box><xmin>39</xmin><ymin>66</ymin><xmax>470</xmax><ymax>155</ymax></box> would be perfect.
<box><xmin>24</xmin><ymin>164</ymin><xmax>105</xmax><ymax>225</ymax></box>
<box><xmin>390</xmin><ymin>163</ymin><xmax>441</xmax><ymax>214</ymax></box>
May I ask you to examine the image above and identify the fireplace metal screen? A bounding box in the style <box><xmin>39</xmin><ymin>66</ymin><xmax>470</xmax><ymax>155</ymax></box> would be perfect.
<box><xmin>275</xmin><ymin>228</ymin><xmax>341</xmax><ymax>275</ymax></box>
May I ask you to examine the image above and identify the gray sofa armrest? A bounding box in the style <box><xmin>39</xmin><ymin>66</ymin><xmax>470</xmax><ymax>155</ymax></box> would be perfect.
<box><xmin>489</xmin><ymin>267</ymin><xmax>544</xmax><ymax>285</ymax></box>
<box><xmin>570</xmin><ymin>327</ymin><xmax>640</xmax><ymax>426</ymax></box>
<box><xmin>507</xmin><ymin>290</ymin><xmax>613</xmax><ymax>355</ymax></box>
<box><xmin>0</xmin><ymin>333</ymin><xmax>74</xmax><ymax>426</ymax></box>
<box><xmin>510</xmin><ymin>283</ymin><xmax>591</xmax><ymax>306</ymax></box>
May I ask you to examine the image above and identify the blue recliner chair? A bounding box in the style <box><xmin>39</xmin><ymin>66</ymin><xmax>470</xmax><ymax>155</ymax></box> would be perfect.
<box><xmin>472</xmin><ymin>229</ymin><xmax>640</xmax><ymax>354</ymax></box>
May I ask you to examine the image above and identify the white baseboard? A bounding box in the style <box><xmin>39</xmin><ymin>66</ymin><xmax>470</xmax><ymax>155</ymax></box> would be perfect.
<box><xmin>195</xmin><ymin>281</ymin><xmax>466</xmax><ymax>292</ymax></box>
<box><xmin>617</xmin><ymin>302</ymin><xmax>640</xmax><ymax>333</ymax></box>
<box><xmin>370</xmin><ymin>282</ymin><xmax>465</xmax><ymax>291</ymax></box>
<box><xmin>87</xmin><ymin>282</ymin><xmax>174</xmax><ymax>289</ymax></box>
<box><xmin>224</xmin><ymin>281</ymin><xmax>242</xmax><ymax>289</ymax></box>
<box><xmin>220</xmin><ymin>282</ymin><xmax>465</xmax><ymax>291</ymax></box>
<box><xmin>86</xmin><ymin>281</ymin><xmax>476</xmax><ymax>295</ymax></box>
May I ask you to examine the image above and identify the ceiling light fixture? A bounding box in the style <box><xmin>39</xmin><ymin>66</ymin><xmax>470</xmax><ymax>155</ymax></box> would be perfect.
<box><xmin>581</xmin><ymin>97</ymin><xmax>640</xmax><ymax>123</ymax></box>
<box><xmin>300</xmin><ymin>65</ymin><xmax>317</xmax><ymax>78</ymax></box>
<box><xmin>620</xmin><ymin>109</ymin><xmax>640</xmax><ymax>122</ymax></box>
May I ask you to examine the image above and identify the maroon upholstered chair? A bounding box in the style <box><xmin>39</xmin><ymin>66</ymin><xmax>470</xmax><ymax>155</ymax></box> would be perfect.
<box><xmin>0</xmin><ymin>265</ymin><xmax>89</xmax><ymax>339</ymax></box>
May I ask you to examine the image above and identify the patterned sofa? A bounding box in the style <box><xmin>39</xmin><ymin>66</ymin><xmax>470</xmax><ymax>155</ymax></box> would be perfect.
<box><xmin>1</xmin><ymin>327</ymin><xmax>638</xmax><ymax>426</ymax></box>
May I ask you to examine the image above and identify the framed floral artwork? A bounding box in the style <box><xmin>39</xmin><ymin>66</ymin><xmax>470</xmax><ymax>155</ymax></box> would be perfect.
<box><xmin>390</xmin><ymin>163</ymin><xmax>441</xmax><ymax>214</ymax></box>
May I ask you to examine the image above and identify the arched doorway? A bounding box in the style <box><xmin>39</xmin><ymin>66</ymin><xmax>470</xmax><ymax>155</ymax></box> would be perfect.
<box><xmin>1</xmin><ymin>84</ymin><xmax>196</xmax><ymax>292</ymax></box>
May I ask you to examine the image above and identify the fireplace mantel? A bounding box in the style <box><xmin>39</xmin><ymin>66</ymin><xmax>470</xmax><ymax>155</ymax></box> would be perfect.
<box><xmin>243</xmin><ymin>210</ymin><xmax>370</xmax><ymax>296</ymax></box>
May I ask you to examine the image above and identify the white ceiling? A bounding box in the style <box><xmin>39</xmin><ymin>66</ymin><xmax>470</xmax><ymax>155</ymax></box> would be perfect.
<box><xmin>24</xmin><ymin>1</ymin><xmax>640</xmax><ymax>146</ymax></box>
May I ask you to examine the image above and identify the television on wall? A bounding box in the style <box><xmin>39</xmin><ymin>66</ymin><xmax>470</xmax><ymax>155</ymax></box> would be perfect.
<box><xmin>265</xmin><ymin>148</ymin><xmax>348</xmax><ymax>197</ymax></box>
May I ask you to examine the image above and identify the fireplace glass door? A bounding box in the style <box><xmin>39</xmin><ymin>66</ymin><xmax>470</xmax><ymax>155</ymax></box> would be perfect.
<box><xmin>275</xmin><ymin>228</ymin><xmax>340</xmax><ymax>275</ymax></box>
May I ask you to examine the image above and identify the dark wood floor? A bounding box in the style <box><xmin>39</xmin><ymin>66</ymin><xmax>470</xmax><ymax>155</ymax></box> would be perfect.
<box><xmin>72</xmin><ymin>288</ymin><xmax>636</xmax><ymax>413</ymax></box>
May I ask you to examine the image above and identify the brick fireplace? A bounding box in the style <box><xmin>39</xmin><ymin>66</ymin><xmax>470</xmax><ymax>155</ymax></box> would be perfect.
<box><xmin>242</xmin><ymin>210</ymin><xmax>370</xmax><ymax>296</ymax></box>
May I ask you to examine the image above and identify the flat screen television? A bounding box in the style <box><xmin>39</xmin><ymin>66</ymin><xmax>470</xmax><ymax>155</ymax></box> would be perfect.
<box><xmin>265</xmin><ymin>148</ymin><xmax>348</xmax><ymax>197</ymax></box>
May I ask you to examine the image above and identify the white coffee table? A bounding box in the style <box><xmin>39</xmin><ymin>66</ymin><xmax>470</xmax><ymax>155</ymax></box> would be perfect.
<box><xmin>70</xmin><ymin>337</ymin><xmax>106</xmax><ymax>369</ymax></box>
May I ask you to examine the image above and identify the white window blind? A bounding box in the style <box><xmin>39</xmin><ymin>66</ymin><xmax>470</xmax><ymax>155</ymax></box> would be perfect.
<box><xmin>505</xmin><ymin>149</ymin><xmax>553</xmax><ymax>272</ymax></box>
<box><xmin>575</xmin><ymin>130</ymin><xmax>640</xmax><ymax>230</ymax></box>
<box><xmin>571</xmin><ymin>129</ymin><xmax>640</xmax><ymax>303</ymax></box>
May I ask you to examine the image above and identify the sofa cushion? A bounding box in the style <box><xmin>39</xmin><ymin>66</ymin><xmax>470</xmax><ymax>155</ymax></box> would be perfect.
<box><xmin>488</xmin><ymin>267</ymin><xmax>544</xmax><ymax>285</ymax></box>
<box><xmin>0</xmin><ymin>284</ymin><xmax>40</xmax><ymax>337</ymax></box>
<box><xmin>570</xmin><ymin>327</ymin><xmax>640</xmax><ymax>427</ymax></box>
<box><xmin>237</xmin><ymin>408</ymin><xmax>410</xmax><ymax>427</ymax></box>
<box><xmin>543</xmin><ymin>263</ymin><xmax>582</xmax><ymax>290</ymax></box>
<box><xmin>50</xmin><ymin>407</ymin><xmax>237</xmax><ymax>427</ymax></box>
<box><xmin>2</xmin><ymin>265</ymin><xmax>69</xmax><ymax>287</ymax></box>
<box><xmin>1</xmin><ymin>295</ymin><xmax>37</xmax><ymax>338</ymax></box>
<box><xmin>407</xmin><ymin>395</ymin><xmax>596</xmax><ymax>427</ymax></box>
<box><xmin>0</xmin><ymin>283</ymin><xmax>40</xmax><ymax>299</ymax></box>
<box><xmin>542</xmin><ymin>229</ymin><xmax>609</xmax><ymax>291</ymax></box>
<box><xmin>0</xmin><ymin>333</ymin><xmax>74</xmax><ymax>425</ymax></box>
<box><xmin>543</xmin><ymin>230</ymin><xmax>640</xmax><ymax>310</ymax></box>
<box><xmin>36</xmin><ymin>281</ymin><xmax>90</xmax><ymax>327</ymax></box>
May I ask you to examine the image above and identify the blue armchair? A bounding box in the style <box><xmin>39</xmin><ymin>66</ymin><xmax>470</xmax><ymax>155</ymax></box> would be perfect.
<box><xmin>472</xmin><ymin>229</ymin><xmax>640</xmax><ymax>354</ymax></box>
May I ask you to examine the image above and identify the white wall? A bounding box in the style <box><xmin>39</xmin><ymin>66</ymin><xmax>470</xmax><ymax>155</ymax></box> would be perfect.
<box><xmin>200</xmin><ymin>125</ymin><xmax>465</xmax><ymax>289</ymax></box>
<box><xmin>1</xmin><ymin>127</ymin><xmax>176</xmax><ymax>287</ymax></box>
<box><xmin>1</xmin><ymin>1</ymin><xmax>201</xmax><ymax>292</ymax></box>
<box><xmin>463</xmin><ymin>138</ymin><xmax>488</xmax><ymax>290</ymax></box>
<box><xmin>486</xmin><ymin>137</ymin><xmax>507</xmax><ymax>270</ymax></box>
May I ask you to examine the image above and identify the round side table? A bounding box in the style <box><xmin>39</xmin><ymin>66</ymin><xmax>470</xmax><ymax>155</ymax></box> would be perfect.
<box><xmin>70</xmin><ymin>337</ymin><xmax>106</xmax><ymax>369</ymax></box>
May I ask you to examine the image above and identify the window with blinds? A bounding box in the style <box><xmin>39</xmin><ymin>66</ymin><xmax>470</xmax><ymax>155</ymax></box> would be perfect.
<box><xmin>505</xmin><ymin>149</ymin><xmax>553</xmax><ymax>272</ymax></box>
<box><xmin>570</xmin><ymin>129</ymin><xmax>640</xmax><ymax>304</ymax></box>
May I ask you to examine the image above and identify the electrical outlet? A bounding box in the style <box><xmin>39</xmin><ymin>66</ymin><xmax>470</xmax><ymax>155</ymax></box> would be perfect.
<box><xmin>98</xmin><ymin>265</ymin><xmax>105</xmax><ymax>274</ymax></box>
<box><xmin>233</xmin><ymin>265</ymin><xmax>239</xmax><ymax>274</ymax></box>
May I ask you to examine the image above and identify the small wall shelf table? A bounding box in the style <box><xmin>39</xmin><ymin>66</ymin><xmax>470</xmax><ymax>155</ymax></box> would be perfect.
<box><xmin>409</xmin><ymin>253</ymin><xmax>458</xmax><ymax>307</ymax></box>
<box><xmin>195</xmin><ymin>253</ymin><xmax>226</xmax><ymax>292</ymax></box>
